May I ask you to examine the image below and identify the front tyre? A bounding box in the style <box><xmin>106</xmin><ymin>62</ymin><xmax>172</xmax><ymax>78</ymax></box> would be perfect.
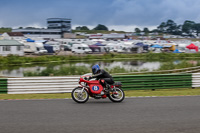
<box><xmin>71</xmin><ymin>87</ymin><xmax>89</xmax><ymax>103</ymax></box>
<box><xmin>108</xmin><ymin>87</ymin><xmax>125</xmax><ymax>102</ymax></box>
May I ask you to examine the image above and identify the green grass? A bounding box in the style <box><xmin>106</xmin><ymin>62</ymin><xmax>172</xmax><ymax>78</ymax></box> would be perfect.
<box><xmin>0</xmin><ymin>93</ymin><xmax>71</xmax><ymax>100</ymax></box>
<box><xmin>2</xmin><ymin>53</ymin><xmax>200</xmax><ymax>66</ymax></box>
<box><xmin>0</xmin><ymin>88</ymin><xmax>200</xmax><ymax>100</ymax></box>
<box><xmin>124</xmin><ymin>88</ymin><xmax>200</xmax><ymax>97</ymax></box>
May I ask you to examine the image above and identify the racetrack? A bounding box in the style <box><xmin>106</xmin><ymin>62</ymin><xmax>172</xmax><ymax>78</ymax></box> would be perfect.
<box><xmin>0</xmin><ymin>96</ymin><xmax>200</xmax><ymax>133</ymax></box>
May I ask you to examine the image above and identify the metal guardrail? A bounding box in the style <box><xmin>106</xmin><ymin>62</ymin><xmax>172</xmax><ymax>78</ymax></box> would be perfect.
<box><xmin>192</xmin><ymin>73</ymin><xmax>200</xmax><ymax>88</ymax></box>
<box><xmin>113</xmin><ymin>73</ymin><xmax>192</xmax><ymax>90</ymax></box>
<box><xmin>7</xmin><ymin>76</ymin><xmax>79</xmax><ymax>94</ymax></box>
<box><xmin>0</xmin><ymin>78</ymin><xmax>7</xmax><ymax>94</ymax></box>
<box><xmin>0</xmin><ymin>73</ymin><xmax>198</xmax><ymax>94</ymax></box>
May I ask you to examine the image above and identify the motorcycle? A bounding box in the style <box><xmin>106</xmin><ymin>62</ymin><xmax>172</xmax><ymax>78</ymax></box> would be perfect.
<box><xmin>71</xmin><ymin>73</ymin><xmax>125</xmax><ymax>103</ymax></box>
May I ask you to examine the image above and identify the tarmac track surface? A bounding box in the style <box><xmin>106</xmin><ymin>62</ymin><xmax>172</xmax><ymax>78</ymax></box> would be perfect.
<box><xmin>0</xmin><ymin>96</ymin><xmax>200</xmax><ymax>133</ymax></box>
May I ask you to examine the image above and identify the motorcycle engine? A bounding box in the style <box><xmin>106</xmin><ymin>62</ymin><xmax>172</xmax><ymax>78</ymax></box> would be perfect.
<box><xmin>93</xmin><ymin>91</ymin><xmax>105</xmax><ymax>99</ymax></box>
<box><xmin>94</xmin><ymin>94</ymin><xmax>102</xmax><ymax>99</ymax></box>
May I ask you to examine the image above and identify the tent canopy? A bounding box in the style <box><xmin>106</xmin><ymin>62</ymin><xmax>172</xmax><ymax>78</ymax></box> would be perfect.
<box><xmin>94</xmin><ymin>42</ymin><xmax>105</xmax><ymax>46</ymax></box>
<box><xmin>89</xmin><ymin>45</ymin><xmax>101</xmax><ymax>52</ymax></box>
<box><xmin>135</xmin><ymin>42</ymin><xmax>144</xmax><ymax>46</ymax></box>
<box><xmin>186</xmin><ymin>43</ymin><xmax>198</xmax><ymax>49</ymax></box>
<box><xmin>151</xmin><ymin>44</ymin><xmax>163</xmax><ymax>48</ymax></box>
<box><xmin>186</xmin><ymin>43</ymin><xmax>198</xmax><ymax>52</ymax></box>
<box><xmin>26</xmin><ymin>38</ymin><xmax>35</xmax><ymax>42</ymax></box>
<box><xmin>89</xmin><ymin>45</ymin><xmax>100</xmax><ymax>48</ymax></box>
<box><xmin>43</xmin><ymin>44</ymin><xmax>54</xmax><ymax>53</ymax></box>
<box><xmin>173</xmin><ymin>49</ymin><xmax>181</xmax><ymax>53</ymax></box>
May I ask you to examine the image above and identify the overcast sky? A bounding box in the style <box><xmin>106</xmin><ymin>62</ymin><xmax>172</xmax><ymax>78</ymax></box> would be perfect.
<box><xmin>0</xmin><ymin>0</ymin><xmax>200</xmax><ymax>31</ymax></box>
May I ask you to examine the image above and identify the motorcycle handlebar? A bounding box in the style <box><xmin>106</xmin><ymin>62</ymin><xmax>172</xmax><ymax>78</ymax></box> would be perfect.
<box><xmin>84</xmin><ymin>76</ymin><xmax>91</xmax><ymax>81</ymax></box>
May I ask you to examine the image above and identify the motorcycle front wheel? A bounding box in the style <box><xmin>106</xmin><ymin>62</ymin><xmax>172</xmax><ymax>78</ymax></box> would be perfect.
<box><xmin>71</xmin><ymin>87</ymin><xmax>89</xmax><ymax>103</ymax></box>
<box><xmin>108</xmin><ymin>87</ymin><xmax>125</xmax><ymax>102</ymax></box>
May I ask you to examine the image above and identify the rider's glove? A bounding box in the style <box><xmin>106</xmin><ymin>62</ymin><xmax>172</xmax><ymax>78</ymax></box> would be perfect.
<box><xmin>88</xmin><ymin>76</ymin><xmax>93</xmax><ymax>80</ymax></box>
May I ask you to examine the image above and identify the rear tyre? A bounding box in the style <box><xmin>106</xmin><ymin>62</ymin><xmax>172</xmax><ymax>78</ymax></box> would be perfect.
<box><xmin>71</xmin><ymin>87</ymin><xmax>89</xmax><ymax>103</ymax></box>
<box><xmin>108</xmin><ymin>87</ymin><xmax>125</xmax><ymax>102</ymax></box>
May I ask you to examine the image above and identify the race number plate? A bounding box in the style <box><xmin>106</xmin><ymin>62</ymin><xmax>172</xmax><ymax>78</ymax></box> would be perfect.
<box><xmin>92</xmin><ymin>86</ymin><xmax>99</xmax><ymax>91</ymax></box>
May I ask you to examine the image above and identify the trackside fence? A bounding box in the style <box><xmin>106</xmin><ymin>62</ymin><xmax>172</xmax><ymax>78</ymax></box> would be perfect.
<box><xmin>192</xmin><ymin>73</ymin><xmax>200</xmax><ymax>88</ymax></box>
<box><xmin>7</xmin><ymin>76</ymin><xmax>79</xmax><ymax>94</ymax></box>
<box><xmin>1</xmin><ymin>73</ymin><xmax>199</xmax><ymax>94</ymax></box>
<box><xmin>0</xmin><ymin>78</ymin><xmax>7</xmax><ymax>94</ymax></box>
<box><xmin>113</xmin><ymin>74</ymin><xmax>192</xmax><ymax>90</ymax></box>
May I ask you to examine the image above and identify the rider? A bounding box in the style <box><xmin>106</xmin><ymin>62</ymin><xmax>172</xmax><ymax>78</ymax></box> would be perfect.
<box><xmin>89</xmin><ymin>64</ymin><xmax>114</xmax><ymax>90</ymax></box>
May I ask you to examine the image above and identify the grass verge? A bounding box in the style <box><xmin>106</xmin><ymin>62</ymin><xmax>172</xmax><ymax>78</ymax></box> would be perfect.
<box><xmin>124</xmin><ymin>88</ymin><xmax>200</xmax><ymax>97</ymax></box>
<box><xmin>0</xmin><ymin>88</ymin><xmax>200</xmax><ymax>100</ymax></box>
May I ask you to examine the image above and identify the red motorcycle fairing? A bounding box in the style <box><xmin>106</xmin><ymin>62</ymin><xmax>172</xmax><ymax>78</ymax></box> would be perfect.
<box><xmin>79</xmin><ymin>76</ymin><xmax>104</xmax><ymax>94</ymax></box>
<box><xmin>88</xmin><ymin>80</ymin><xmax>104</xmax><ymax>94</ymax></box>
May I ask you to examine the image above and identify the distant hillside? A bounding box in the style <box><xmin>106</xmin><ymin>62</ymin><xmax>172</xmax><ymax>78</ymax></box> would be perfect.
<box><xmin>0</xmin><ymin>28</ymin><xmax>12</xmax><ymax>34</ymax></box>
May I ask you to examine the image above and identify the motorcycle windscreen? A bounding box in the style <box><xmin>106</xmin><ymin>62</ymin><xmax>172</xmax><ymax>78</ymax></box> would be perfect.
<box><xmin>89</xmin><ymin>84</ymin><xmax>104</xmax><ymax>94</ymax></box>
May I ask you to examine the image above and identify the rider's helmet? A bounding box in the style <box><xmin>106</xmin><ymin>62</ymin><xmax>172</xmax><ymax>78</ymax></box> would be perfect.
<box><xmin>92</xmin><ymin>64</ymin><xmax>100</xmax><ymax>75</ymax></box>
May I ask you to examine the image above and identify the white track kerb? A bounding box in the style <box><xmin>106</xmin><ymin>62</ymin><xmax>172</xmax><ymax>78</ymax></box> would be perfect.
<box><xmin>0</xmin><ymin>73</ymin><xmax>199</xmax><ymax>94</ymax></box>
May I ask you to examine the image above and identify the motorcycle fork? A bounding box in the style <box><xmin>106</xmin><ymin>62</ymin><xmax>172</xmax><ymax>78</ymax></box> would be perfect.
<box><xmin>82</xmin><ymin>87</ymin><xmax>90</xmax><ymax>94</ymax></box>
<box><xmin>80</xmin><ymin>87</ymin><xmax>85</xmax><ymax>93</ymax></box>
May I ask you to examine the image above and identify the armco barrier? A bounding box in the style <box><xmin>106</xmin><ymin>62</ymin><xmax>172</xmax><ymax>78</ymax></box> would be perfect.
<box><xmin>0</xmin><ymin>78</ymin><xmax>7</xmax><ymax>94</ymax></box>
<box><xmin>192</xmin><ymin>73</ymin><xmax>200</xmax><ymax>87</ymax></box>
<box><xmin>113</xmin><ymin>73</ymin><xmax>192</xmax><ymax>90</ymax></box>
<box><xmin>0</xmin><ymin>73</ymin><xmax>196</xmax><ymax>94</ymax></box>
<box><xmin>7</xmin><ymin>76</ymin><xmax>79</xmax><ymax>94</ymax></box>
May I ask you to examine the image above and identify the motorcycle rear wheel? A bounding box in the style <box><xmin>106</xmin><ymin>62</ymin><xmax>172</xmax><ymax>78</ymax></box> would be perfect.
<box><xmin>108</xmin><ymin>87</ymin><xmax>125</xmax><ymax>102</ymax></box>
<box><xmin>71</xmin><ymin>87</ymin><xmax>89</xmax><ymax>103</ymax></box>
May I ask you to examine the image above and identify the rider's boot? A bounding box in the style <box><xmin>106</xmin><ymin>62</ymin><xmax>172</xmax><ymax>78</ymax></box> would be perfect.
<box><xmin>105</xmin><ymin>84</ymin><xmax>111</xmax><ymax>92</ymax></box>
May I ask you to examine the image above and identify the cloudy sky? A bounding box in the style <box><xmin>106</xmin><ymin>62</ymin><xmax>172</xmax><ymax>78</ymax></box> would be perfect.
<box><xmin>0</xmin><ymin>0</ymin><xmax>200</xmax><ymax>31</ymax></box>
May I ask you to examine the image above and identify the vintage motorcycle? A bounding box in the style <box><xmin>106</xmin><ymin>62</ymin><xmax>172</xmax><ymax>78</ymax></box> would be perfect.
<box><xmin>71</xmin><ymin>73</ymin><xmax>125</xmax><ymax>103</ymax></box>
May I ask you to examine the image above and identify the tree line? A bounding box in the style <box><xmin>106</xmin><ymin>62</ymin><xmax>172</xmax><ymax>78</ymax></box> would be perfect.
<box><xmin>1</xmin><ymin>20</ymin><xmax>200</xmax><ymax>37</ymax></box>
<box><xmin>0</xmin><ymin>27</ymin><xmax>12</xmax><ymax>33</ymax></box>
<box><xmin>75</xmin><ymin>20</ymin><xmax>200</xmax><ymax>37</ymax></box>
<box><xmin>75</xmin><ymin>24</ymin><xmax>109</xmax><ymax>31</ymax></box>
<box><xmin>155</xmin><ymin>20</ymin><xmax>200</xmax><ymax>37</ymax></box>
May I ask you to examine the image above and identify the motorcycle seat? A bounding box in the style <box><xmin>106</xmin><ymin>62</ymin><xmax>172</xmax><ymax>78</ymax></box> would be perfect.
<box><xmin>112</xmin><ymin>82</ymin><xmax>122</xmax><ymax>86</ymax></box>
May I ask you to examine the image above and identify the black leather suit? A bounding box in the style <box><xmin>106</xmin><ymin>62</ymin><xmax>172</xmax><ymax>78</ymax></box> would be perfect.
<box><xmin>91</xmin><ymin>69</ymin><xmax>114</xmax><ymax>85</ymax></box>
